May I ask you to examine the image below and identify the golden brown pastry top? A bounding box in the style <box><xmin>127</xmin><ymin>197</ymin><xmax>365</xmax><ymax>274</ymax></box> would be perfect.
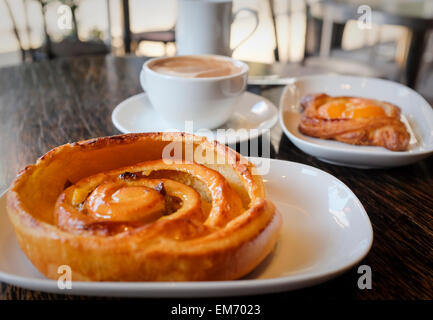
<box><xmin>54</xmin><ymin>159</ymin><xmax>245</xmax><ymax>237</ymax></box>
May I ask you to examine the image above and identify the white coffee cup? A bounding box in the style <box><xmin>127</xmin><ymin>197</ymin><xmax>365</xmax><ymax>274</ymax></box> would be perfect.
<box><xmin>139</xmin><ymin>55</ymin><xmax>248</xmax><ymax>129</ymax></box>
<box><xmin>176</xmin><ymin>0</ymin><xmax>259</xmax><ymax>56</ymax></box>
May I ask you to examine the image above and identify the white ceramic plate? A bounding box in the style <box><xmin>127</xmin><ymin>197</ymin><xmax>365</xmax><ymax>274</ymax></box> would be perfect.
<box><xmin>279</xmin><ymin>74</ymin><xmax>433</xmax><ymax>168</ymax></box>
<box><xmin>112</xmin><ymin>92</ymin><xmax>278</xmax><ymax>145</ymax></box>
<box><xmin>0</xmin><ymin>158</ymin><xmax>372</xmax><ymax>297</ymax></box>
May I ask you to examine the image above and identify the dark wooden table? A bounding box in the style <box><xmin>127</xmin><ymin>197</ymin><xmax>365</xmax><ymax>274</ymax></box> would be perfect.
<box><xmin>0</xmin><ymin>55</ymin><xmax>432</xmax><ymax>300</ymax></box>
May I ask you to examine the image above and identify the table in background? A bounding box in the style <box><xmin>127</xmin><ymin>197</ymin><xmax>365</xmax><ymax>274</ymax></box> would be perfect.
<box><xmin>0</xmin><ymin>55</ymin><xmax>432</xmax><ymax>300</ymax></box>
<box><xmin>311</xmin><ymin>0</ymin><xmax>433</xmax><ymax>88</ymax></box>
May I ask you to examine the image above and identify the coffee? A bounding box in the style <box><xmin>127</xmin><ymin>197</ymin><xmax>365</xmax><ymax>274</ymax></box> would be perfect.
<box><xmin>149</xmin><ymin>56</ymin><xmax>242</xmax><ymax>78</ymax></box>
<box><xmin>141</xmin><ymin>55</ymin><xmax>248</xmax><ymax>128</ymax></box>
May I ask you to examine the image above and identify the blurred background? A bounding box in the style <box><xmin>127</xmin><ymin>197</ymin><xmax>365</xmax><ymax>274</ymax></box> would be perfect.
<box><xmin>0</xmin><ymin>0</ymin><xmax>432</xmax><ymax>97</ymax></box>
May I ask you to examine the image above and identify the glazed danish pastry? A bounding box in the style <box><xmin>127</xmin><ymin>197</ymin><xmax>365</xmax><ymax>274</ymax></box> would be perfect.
<box><xmin>6</xmin><ymin>133</ymin><xmax>281</xmax><ymax>281</ymax></box>
<box><xmin>298</xmin><ymin>94</ymin><xmax>410</xmax><ymax>151</ymax></box>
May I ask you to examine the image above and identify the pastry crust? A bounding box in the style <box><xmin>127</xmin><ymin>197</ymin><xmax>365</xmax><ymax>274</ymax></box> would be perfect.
<box><xmin>6</xmin><ymin>132</ymin><xmax>281</xmax><ymax>281</ymax></box>
<box><xmin>298</xmin><ymin>94</ymin><xmax>410</xmax><ymax>151</ymax></box>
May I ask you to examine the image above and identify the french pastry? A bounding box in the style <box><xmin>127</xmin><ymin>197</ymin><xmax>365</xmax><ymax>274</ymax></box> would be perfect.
<box><xmin>298</xmin><ymin>94</ymin><xmax>410</xmax><ymax>151</ymax></box>
<box><xmin>7</xmin><ymin>132</ymin><xmax>281</xmax><ymax>281</ymax></box>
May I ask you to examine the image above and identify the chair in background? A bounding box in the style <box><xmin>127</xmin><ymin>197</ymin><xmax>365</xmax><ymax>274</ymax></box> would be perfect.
<box><xmin>302</xmin><ymin>0</ymin><xmax>394</xmax><ymax>79</ymax></box>
<box><xmin>416</xmin><ymin>32</ymin><xmax>433</xmax><ymax>99</ymax></box>
<box><xmin>305</xmin><ymin>0</ymin><xmax>433</xmax><ymax>89</ymax></box>
<box><xmin>3</xmin><ymin>0</ymin><xmax>37</xmax><ymax>62</ymax></box>
<box><xmin>39</xmin><ymin>0</ymin><xmax>110</xmax><ymax>59</ymax></box>
<box><xmin>269</xmin><ymin>0</ymin><xmax>345</xmax><ymax>64</ymax></box>
<box><xmin>5</xmin><ymin>0</ymin><xmax>111</xmax><ymax>63</ymax></box>
<box><xmin>121</xmin><ymin>0</ymin><xmax>175</xmax><ymax>55</ymax></box>
<box><xmin>268</xmin><ymin>0</ymin><xmax>280</xmax><ymax>62</ymax></box>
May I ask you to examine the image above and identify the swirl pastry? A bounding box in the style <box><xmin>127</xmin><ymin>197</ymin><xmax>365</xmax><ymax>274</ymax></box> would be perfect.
<box><xmin>299</xmin><ymin>94</ymin><xmax>410</xmax><ymax>151</ymax></box>
<box><xmin>7</xmin><ymin>133</ymin><xmax>281</xmax><ymax>281</ymax></box>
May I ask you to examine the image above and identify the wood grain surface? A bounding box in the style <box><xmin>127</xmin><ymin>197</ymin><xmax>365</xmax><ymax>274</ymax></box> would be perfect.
<box><xmin>0</xmin><ymin>55</ymin><xmax>432</xmax><ymax>300</ymax></box>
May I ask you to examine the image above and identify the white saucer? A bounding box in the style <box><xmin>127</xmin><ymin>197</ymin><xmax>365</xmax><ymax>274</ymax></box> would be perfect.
<box><xmin>112</xmin><ymin>92</ymin><xmax>278</xmax><ymax>145</ymax></box>
<box><xmin>0</xmin><ymin>158</ymin><xmax>372</xmax><ymax>297</ymax></box>
<box><xmin>279</xmin><ymin>74</ymin><xmax>433</xmax><ymax>168</ymax></box>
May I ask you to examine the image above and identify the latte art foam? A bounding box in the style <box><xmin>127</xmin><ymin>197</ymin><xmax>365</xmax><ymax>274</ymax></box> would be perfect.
<box><xmin>149</xmin><ymin>56</ymin><xmax>242</xmax><ymax>78</ymax></box>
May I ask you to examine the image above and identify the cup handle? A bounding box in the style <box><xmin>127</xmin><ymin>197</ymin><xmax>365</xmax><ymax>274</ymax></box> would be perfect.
<box><xmin>231</xmin><ymin>8</ymin><xmax>259</xmax><ymax>53</ymax></box>
<box><xmin>139</xmin><ymin>69</ymin><xmax>146</xmax><ymax>92</ymax></box>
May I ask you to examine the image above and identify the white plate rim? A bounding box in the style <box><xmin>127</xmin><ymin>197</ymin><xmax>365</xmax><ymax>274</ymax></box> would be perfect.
<box><xmin>112</xmin><ymin>92</ymin><xmax>279</xmax><ymax>145</ymax></box>
<box><xmin>0</xmin><ymin>158</ymin><xmax>373</xmax><ymax>297</ymax></box>
<box><xmin>279</xmin><ymin>74</ymin><xmax>433</xmax><ymax>158</ymax></box>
